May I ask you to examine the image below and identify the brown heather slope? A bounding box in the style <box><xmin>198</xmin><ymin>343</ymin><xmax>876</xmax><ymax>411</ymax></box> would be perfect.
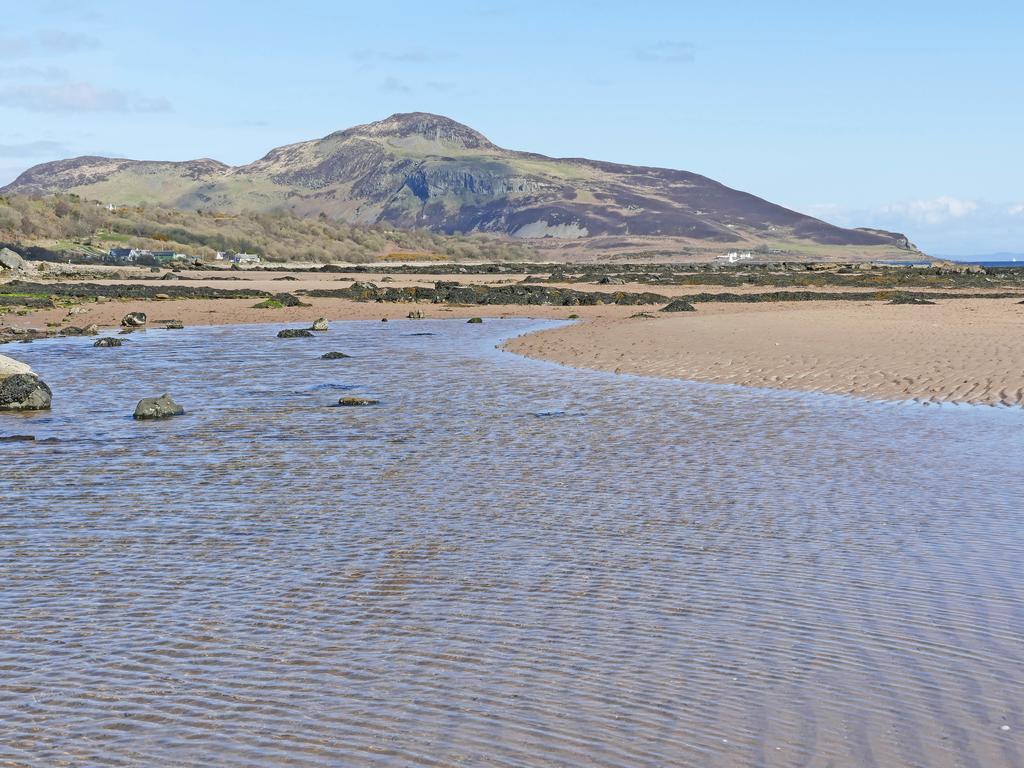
<box><xmin>2</xmin><ymin>113</ymin><xmax>918</xmax><ymax>261</ymax></box>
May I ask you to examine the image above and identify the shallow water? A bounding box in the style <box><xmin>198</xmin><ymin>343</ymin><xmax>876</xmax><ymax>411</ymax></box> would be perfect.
<box><xmin>2</xmin><ymin>319</ymin><xmax>1023</xmax><ymax>767</ymax></box>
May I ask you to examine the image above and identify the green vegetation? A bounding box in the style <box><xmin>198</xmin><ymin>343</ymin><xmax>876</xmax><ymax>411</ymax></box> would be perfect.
<box><xmin>0</xmin><ymin>194</ymin><xmax>537</xmax><ymax>264</ymax></box>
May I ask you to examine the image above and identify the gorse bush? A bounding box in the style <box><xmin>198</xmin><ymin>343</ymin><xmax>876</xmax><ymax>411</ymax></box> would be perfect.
<box><xmin>0</xmin><ymin>194</ymin><xmax>537</xmax><ymax>264</ymax></box>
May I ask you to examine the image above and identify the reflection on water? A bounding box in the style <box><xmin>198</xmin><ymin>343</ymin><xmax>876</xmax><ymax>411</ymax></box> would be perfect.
<box><xmin>2</xmin><ymin>319</ymin><xmax>1023</xmax><ymax>767</ymax></box>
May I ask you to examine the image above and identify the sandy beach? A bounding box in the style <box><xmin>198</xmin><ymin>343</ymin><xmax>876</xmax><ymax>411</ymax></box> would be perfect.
<box><xmin>507</xmin><ymin>298</ymin><xmax>1024</xmax><ymax>406</ymax></box>
<box><xmin>5</xmin><ymin>267</ymin><xmax>1024</xmax><ymax>406</ymax></box>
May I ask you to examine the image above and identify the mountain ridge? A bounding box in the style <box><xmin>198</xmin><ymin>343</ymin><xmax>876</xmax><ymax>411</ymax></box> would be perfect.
<box><xmin>2</xmin><ymin>112</ymin><xmax>917</xmax><ymax>259</ymax></box>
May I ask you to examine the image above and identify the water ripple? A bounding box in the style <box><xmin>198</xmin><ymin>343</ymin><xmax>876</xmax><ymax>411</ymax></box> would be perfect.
<box><xmin>1</xmin><ymin>319</ymin><xmax>1023</xmax><ymax>767</ymax></box>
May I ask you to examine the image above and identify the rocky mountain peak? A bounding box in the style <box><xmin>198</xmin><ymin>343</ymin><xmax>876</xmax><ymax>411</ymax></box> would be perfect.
<box><xmin>330</xmin><ymin>112</ymin><xmax>495</xmax><ymax>149</ymax></box>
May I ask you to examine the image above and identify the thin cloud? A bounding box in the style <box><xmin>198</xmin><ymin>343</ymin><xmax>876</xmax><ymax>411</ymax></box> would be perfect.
<box><xmin>354</xmin><ymin>48</ymin><xmax>452</xmax><ymax>63</ymax></box>
<box><xmin>380</xmin><ymin>76</ymin><xmax>412</xmax><ymax>94</ymax></box>
<box><xmin>634</xmin><ymin>41</ymin><xmax>695</xmax><ymax>63</ymax></box>
<box><xmin>0</xmin><ymin>140</ymin><xmax>69</xmax><ymax>158</ymax></box>
<box><xmin>0</xmin><ymin>82</ymin><xmax>172</xmax><ymax>113</ymax></box>
<box><xmin>0</xmin><ymin>65</ymin><xmax>70</xmax><ymax>81</ymax></box>
<box><xmin>39</xmin><ymin>0</ymin><xmax>105</xmax><ymax>22</ymax></box>
<box><xmin>1</xmin><ymin>29</ymin><xmax>101</xmax><ymax>57</ymax></box>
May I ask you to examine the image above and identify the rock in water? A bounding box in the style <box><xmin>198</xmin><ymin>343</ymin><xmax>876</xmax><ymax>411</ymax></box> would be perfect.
<box><xmin>338</xmin><ymin>396</ymin><xmax>379</xmax><ymax>406</ymax></box>
<box><xmin>467</xmin><ymin>317</ymin><xmax>483</xmax><ymax>324</ymax></box>
<box><xmin>121</xmin><ymin>312</ymin><xmax>147</xmax><ymax>327</ymax></box>
<box><xmin>133</xmin><ymin>394</ymin><xmax>184</xmax><ymax>420</ymax></box>
<box><xmin>321</xmin><ymin>351</ymin><xmax>351</xmax><ymax>359</ymax></box>
<box><xmin>311</xmin><ymin>317</ymin><xmax>329</xmax><ymax>331</ymax></box>
<box><xmin>93</xmin><ymin>337</ymin><xmax>123</xmax><ymax>347</ymax></box>
<box><xmin>0</xmin><ymin>248</ymin><xmax>26</xmax><ymax>271</ymax></box>
<box><xmin>0</xmin><ymin>374</ymin><xmax>52</xmax><ymax>411</ymax></box>
<box><xmin>277</xmin><ymin>328</ymin><xmax>314</xmax><ymax>338</ymax></box>
<box><xmin>0</xmin><ymin>354</ymin><xmax>34</xmax><ymax>378</ymax></box>
<box><xmin>660</xmin><ymin>299</ymin><xmax>697</xmax><ymax>312</ymax></box>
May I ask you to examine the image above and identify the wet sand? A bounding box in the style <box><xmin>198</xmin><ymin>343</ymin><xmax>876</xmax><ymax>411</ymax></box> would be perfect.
<box><xmin>5</xmin><ymin>268</ymin><xmax>1024</xmax><ymax>406</ymax></box>
<box><xmin>507</xmin><ymin>299</ymin><xmax>1024</xmax><ymax>406</ymax></box>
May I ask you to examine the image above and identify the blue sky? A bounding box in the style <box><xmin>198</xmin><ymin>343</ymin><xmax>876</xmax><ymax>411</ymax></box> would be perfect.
<box><xmin>1</xmin><ymin>0</ymin><xmax>1021</xmax><ymax>255</ymax></box>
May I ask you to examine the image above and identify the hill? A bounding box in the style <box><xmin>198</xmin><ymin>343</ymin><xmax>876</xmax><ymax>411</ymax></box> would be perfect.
<box><xmin>0</xmin><ymin>194</ymin><xmax>535</xmax><ymax>264</ymax></box>
<box><xmin>2</xmin><ymin>113</ymin><xmax>918</xmax><ymax>260</ymax></box>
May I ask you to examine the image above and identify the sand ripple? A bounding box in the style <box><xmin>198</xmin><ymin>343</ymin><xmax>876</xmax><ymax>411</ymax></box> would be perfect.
<box><xmin>2</xmin><ymin>319</ymin><xmax>1023</xmax><ymax>766</ymax></box>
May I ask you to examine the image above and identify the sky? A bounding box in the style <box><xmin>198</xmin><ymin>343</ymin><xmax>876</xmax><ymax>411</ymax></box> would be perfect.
<box><xmin>1</xmin><ymin>0</ymin><xmax>1021</xmax><ymax>256</ymax></box>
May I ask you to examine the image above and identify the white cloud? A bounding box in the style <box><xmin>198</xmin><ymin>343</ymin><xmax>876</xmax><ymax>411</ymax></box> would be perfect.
<box><xmin>0</xmin><ymin>82</ymin><xmax>171</xmax><ymax>113</ymax></box>
<box><xmin>876</xmin><ymin>196</ymin><xmax>978</xmax><ymax>225</ymax></box>
<box><xmin>807</xmin><ymin>196</ymin><xmax>1024</xmax><ymax>255</ymax></box>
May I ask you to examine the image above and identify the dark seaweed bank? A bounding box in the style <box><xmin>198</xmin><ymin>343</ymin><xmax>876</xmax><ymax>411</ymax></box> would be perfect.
<box><xmin>203</xmin><ymin>259</ymin><xmax>1024</xmax><ymax>291</ymax></box>
<box><xmin>303</xmin><ymin>281</ymin><xmax>1024</xmax><ymax>308</ymax></box>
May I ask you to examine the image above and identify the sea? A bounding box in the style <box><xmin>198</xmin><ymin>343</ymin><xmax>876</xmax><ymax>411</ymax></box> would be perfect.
<box><xmin>2</xmin><ymin>319</ymin><xmax>1022</xmax><ymax>767</ymax></box>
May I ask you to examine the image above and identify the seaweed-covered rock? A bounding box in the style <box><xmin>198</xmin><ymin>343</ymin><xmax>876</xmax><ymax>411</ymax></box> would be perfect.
<box><xmin>467</xmin><ymin>316</ymin><xmax>483</xmax><ymax>323</ymax></box>
<box><xmin>133</xmin><ymin>394</ymin><xmax>184</xmax><ymax>420</ymax></box>
<box><xmin>121</xmin><ymin>311</ymin><xmax>147</xmax><ymax>327</ymax></box>
<box><xmin>93</xmin><ymin>337</ymin><xmax>123</xmax><ymax>347</ymax></box>
<box><xmin>321</xmin><ymin>351</ymin><xmax>351</xmax><ymax>359</ymax></box>
<box><xmin>311</xmin><ymin>317</ymin><xmax>329</xmax><ymax>331</ymax></box>
<box><xmin>338</xmin><ymin>396</ymin><xmax>379</xmax><ymax>407</ymax></box>
<box><xmin>277</xmin><ymin>328</ymin><xmax>314</xmax><ymax>338</ymax></box>
<box><xmin>888</xmin><ymin>295</ymin><xmax>936</xmax><ymax>305</ymax></box>
<box><xmin>0</xmin><ymin>374</ymin><xmax>52</xmax><ymax>411</ymax></box>
<box><xmin>164</xmin><ymin>320</ymin><xmax>184</xmax><ymax>329</ymax></box>
<box><xmin>660</xmin><ymin>299</ymin><xmax>697</xmax><ymax>312</ymax></box>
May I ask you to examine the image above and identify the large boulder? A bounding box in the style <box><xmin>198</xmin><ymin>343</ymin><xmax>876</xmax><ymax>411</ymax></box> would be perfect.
<box><xmin>277</xmin><ymin>328</ymin><xmax>314</xmax><ymax>338</ymax></box>
<box><xmin>0</xmin><ymin>374</ymin><xmax>52</xmax><ymax>411</ymax></box>
<box><xmin>133</xmin><ymin>394</ymin><xmax>184</xmax><ymax>420</ymax></box>
<box><xmin>93</xmin><ymin>337</ymin><xmax>123</xmax><ymax>347</ymax></box>
<box><xmin>121</xmin><ymin>312</ymin><xmax>147</xmax><ymax>328</ymax></box>
<box><xmin>0</xmin><ymin>248</ymin><xmax>26</xmax><ymax>271</ymax></box>
<box><xmin>0</xmin><ymin>354</ymin><xmax>34</xmax><ymax>378</ymax></box>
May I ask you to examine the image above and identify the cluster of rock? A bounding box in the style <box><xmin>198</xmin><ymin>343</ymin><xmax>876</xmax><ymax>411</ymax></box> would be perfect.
<box><xmin>309</xmin><ymin>280</ymin><xmax>669</xmax><ymax>307</ymax></box>
<box><xmin>0</xmin><ymin>354</ymin><xmax>51</xmax><ymax>411</ymax></box>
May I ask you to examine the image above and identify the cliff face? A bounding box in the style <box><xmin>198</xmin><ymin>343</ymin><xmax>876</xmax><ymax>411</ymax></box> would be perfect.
<box><xmin>2</xmin><ymin>112</ymin><xmax>916</xmax><ymax>256</ymax></box>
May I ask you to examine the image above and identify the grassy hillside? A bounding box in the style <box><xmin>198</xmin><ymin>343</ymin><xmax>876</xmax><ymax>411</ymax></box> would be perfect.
<box><xmin>0</xmin><ymin>194</ymin><xmax>536</xmax><ymax>264</ymax></box>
